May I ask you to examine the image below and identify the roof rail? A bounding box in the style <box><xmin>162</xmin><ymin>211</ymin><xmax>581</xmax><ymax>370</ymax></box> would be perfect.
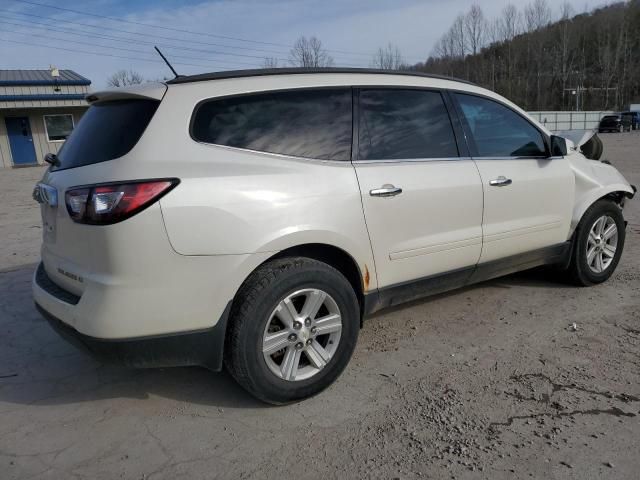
<box><xmin>166</xmin><ymin>67</ymin><xmax>476</xmax><ymax>86</ymax></box>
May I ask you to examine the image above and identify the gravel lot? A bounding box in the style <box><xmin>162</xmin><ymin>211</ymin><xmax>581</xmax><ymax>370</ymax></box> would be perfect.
<box><xmin>1</xmin><ymin>133</ymin><xmax>639</xmax><ymax>480</ymax></box>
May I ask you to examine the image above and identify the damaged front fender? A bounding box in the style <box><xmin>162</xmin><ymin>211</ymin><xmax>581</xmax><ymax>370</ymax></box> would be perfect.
<box><xmin>555</xmin><ymin>129</ymin><xmax>603</xmax><ymax>160</ymax></box>
<box><xmin>568</xmin><ymin>153</ymin><xmax>635</xmax><ymax>233</ymax></box>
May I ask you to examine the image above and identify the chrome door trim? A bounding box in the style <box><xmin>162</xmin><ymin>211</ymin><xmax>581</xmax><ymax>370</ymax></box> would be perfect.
<box><xmin>353</xmin><ymin>156</ymin><xmax>472</xmax><ymax>165</ymax></box>
<box><xmin>369</xmin><ymin>185</ymin><xmax>403</xmax><ymax>197</ymax></box>
<box><xmin>489</xmin><ymin>176</ymin><xmax>513</xmax><ymax>187</ymax></box>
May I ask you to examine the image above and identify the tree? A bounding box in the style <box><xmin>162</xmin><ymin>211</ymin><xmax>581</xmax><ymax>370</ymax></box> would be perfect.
<box><xmin>524</xmin><ymin>0</ymin><xmax>552</xmax><ymax>32</ymax></box>
<box><xmin>498</xmin><ymin>4</ymin><xmax>521</xmax><ymax>41</ymax></box>
<box><xmin>464</xmin><ymin>5</ymin><xmax>487</xmax><ymax>56</ymax></box>
<box><xmin>106</xmin><ymin>70</ymin><xmax>144</xmax><ymax>87</ymax></box>
<box><xmin>289</xmin><ymin>36</ymin><xmax>334</xmax><ymax>68</ymax></box>
<box><xmin>420</xmin><ymin>0</ymin><xmax>640</xmax><ymax>111</ymax></box>
<box><xmin>262</xmin><ymin>57</ymin><xmax>280</xmax><ymax>68</ymax></box>
<box><xmin>371</xmin><ymin>43</ymin><xmax>404</xmax><ymax>70</ymax></box>
<box><xmin>451</xmin><ymin>14</ymin><xmax>467</xmax><ymax>58</ymax></box>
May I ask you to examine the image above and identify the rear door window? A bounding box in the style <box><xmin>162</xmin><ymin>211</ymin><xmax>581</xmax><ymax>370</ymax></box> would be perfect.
<box><xmin>454</xmin><ymin>93</ymin><xmax>547</xmax><ymax>157</ymax></box>
<box><xmin>191</xmin><ymin>89</ymin><xmax>352</xmax><ymax>161</ymax></box>
<box><xmin>53</xmin><ymin>99</ymin><xmax>160</xmax><ymax>171</ymax></box>
<box><xmin>357</xmin><ymin>89</ymin><xmax>458</xmax><ymax>160</ymax></box>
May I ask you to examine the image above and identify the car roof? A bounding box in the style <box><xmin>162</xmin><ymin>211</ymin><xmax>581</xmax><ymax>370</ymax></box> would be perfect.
<box><xmin>166</xmin><ymin>67</ymin><xmax>476</xmax><ymax>86</ymax></box>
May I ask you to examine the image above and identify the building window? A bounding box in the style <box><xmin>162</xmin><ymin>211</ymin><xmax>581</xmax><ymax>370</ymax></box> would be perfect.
<box><xmin>43</xmin><ymin>114</ymin><xmax>74</xmax><ymax>142</ymax></box>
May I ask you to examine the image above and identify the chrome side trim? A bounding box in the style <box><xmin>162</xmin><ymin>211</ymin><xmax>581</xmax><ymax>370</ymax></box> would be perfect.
<box><xmin>484</xmin><ymin>221</ymin><xmax>562</xmax><ymax>243</ymax></box>
<box><xmin>472</xmin><ymin>156</ymin><xmax>562</xmax><ymax>161</ymax></box>
<box><xmin>353</xmin><ymin>156</ymin><xmax>472</xmax><ymax>165</ymax></box>
<box><xmin>389</xmin><ymin>236</ymin><xmax>482</xmax><ymax>261</ymax></box>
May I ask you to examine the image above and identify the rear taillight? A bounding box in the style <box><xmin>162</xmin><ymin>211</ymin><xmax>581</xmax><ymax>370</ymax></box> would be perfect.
<box><xmin>65</xmin><ymin>179</ymin><xmax>179</xmax><ymax>225</ymax></box>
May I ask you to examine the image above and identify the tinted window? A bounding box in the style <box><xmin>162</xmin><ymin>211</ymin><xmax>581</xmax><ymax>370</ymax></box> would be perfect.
<box><xmin>454</xmin><ymin>93</ymin><xmax>546</xmax><ymax>157</ymax></box>
<box><xmin>358</xmin><ymin>89</ymin><xmax>458</xmax><ymax>160</ymax></box>
<box><xmin>53</xmin><ymin>100</ymin><xmax>159</xmax><ymax>171</ymax></box>
<box><xmin>192</xmin><ymin>89</ymin><xmax>352</xmax><ymax>161</ymax></box>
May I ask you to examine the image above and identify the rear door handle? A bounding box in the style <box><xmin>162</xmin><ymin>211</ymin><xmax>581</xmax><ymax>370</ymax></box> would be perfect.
<box><xmin>370</xmin><ymin>184</ymin><xmax>403</xmax><ymax>197</ymax></box>
<box><xmin>489</xmin><ymin>176</ymin><xmax>512</xmax><ymax>187</ymax></box>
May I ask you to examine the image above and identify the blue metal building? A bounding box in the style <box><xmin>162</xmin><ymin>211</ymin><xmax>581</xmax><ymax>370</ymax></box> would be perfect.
<box><xmin>0</xmin><ymin>69</ymin><xmax>91</xmax><ymax>168</ymax></box>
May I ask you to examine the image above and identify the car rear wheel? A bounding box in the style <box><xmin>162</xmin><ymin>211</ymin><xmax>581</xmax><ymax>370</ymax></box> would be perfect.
<box><xmin>224</xmin><ymin>257</ymin><xmax>359</xmax><ymax>404</ymax></box>
<box><xmin>568</xmin><ymin>199</ymin><xmax>625</xmax><ymax>286</ymax></box>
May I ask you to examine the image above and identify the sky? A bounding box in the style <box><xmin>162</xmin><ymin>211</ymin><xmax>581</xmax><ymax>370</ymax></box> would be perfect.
<box><xmin>0</xmin><ymin>0</ymin><xmax>611</xmax><ymax>89</ymax></box>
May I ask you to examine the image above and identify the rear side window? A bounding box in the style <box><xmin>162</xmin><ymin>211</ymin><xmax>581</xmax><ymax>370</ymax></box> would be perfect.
<box><xmin>454</xmin><ymin>93</ymin><xmax>546</xmax><ymax>157</ymax></box>
<box><xmin>357</xmin><ymin>89</ymin><xmax>458</xmax><ymax>160</ymax></box>
<box><xmin>53</xmin><ymin>100</ymin><xmax>159</xmax><ymax>171</ymax></box>
<box><xmin>191</xmin><ymin>89</ymin><xmax>352</xmax><ymax>161</ymax></box>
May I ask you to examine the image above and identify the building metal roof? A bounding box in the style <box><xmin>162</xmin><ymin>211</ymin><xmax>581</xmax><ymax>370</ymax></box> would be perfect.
<box><xmin>0</xmin><ymin>69</ymin><xmax>91</xmax><ymax>86</ymax></box>
<box><xmin>166</xmin><ymin>67</ymin><xmax>475</xmax><ymax>86</ymax></box>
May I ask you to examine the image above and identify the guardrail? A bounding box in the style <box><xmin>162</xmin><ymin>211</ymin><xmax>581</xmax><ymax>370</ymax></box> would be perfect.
<box><xmin>527</xmin><ymin>111</ymin><xmax>615</xmax><ymax>131</ymax></box>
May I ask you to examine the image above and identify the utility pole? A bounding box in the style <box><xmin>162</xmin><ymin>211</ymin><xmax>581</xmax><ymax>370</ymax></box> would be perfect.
<box><xmin>563</xmin><ymin>85</ymin><xmax>582</xmax><ymax>111</ymax></box>
<box><xmin>564</xmin><ymin>86</ymin><xmax>619</xmax><ymax>111</ymax></box>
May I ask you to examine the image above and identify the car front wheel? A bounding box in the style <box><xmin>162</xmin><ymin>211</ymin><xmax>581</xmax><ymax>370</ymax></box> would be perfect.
<box><xmin>225</xmin><ymin>257</ymin><xmax>359</xmax><ymax>404</ymax></box>
<box><xmin>568</xmin><ymin>199</ymin><xmax>626</xmax><ymax>286</ymax></box>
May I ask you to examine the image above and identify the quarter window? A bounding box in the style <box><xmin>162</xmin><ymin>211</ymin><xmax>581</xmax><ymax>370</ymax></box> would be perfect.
<box><xmin>43</xmin><ymin>114</ymin><xmax>74</xmax><ymax>142</ymax></box>
<box><xmin>454</xmin><ymin>93</ymin><xmax>547</xmax><ymax>157</ymax></box>
<box><xmin>191</xmin><ymin>89</ymin><xmax>352</xmax><ymax>161</ymax></box>
<box><xmin>358</xmin><ymin>89</ymin><xmax>458</xmax><ymax>160</ymax></box>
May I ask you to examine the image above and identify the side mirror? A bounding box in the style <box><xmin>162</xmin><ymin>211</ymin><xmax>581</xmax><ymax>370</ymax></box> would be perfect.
<box><xmin>550</xmin><ymin>135</ymin><xmax>567</xmax><ymax>157</ymax></box>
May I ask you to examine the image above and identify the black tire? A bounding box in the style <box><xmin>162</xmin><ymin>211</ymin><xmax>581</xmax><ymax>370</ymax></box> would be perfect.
<box><xmin>224</xmin><ymin>257</ymin><xmax>360</xmax><ymax>404</ymax></box>
<box><xmin>568</xmin><ymin>199</ymin><xmax>626</xmax><ymax>286</ymax></box>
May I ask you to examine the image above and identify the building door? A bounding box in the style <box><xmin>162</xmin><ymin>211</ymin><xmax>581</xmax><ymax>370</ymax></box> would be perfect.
<box><xmin>5</xmin><ymin>117</ymin><xmax>37</xmax><ymax>166</ymax></box>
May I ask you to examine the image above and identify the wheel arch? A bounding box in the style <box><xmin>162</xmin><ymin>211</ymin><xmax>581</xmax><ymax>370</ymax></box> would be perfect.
<box><xmin>571</xmin><ymin>185</ymin><xmax>634</xmax><ymax>235</ymax></box>
<box><xmin>229</xmin><ymin>242</ymin><xmax>370</xmax><ymax>328</ymax></box>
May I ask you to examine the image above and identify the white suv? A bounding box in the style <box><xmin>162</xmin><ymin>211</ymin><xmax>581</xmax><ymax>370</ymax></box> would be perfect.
<box><xmin>33</xmin><ymin>68</ymin><xmax>635</xmax><ymax>404</ymax></box>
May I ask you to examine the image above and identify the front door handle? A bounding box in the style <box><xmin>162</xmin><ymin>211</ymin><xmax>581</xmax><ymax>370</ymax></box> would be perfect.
<box><xmin>370</xmin><ymin>184</ymin><xmax>403</xmax><ymax>197</ymax></box>
<box><xmin>489</xmin><ymin>176</ymin><xmax>512</xmax><ymax>187</ymax></box>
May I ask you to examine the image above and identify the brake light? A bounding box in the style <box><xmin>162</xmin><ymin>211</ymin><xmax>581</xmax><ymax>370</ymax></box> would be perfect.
<box><xmin>65</xmin><ymin>179</ymin><xmax>179</xmax><ymax>225</ymax></box>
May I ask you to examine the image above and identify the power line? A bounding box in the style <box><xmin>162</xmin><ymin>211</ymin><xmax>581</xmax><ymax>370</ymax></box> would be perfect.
<box><xmin>0</xmin><ymin>19</ymin><xmax>367</xmax><ymax>69</ymax></box>
<box><xmin>7</xmin><ymin>0</ymin><xmax>418</xmax><ymax>62</ymax></box>
<box><xmin>0</xmin><ymin>20</ymin><xmax>280</xmax><ymax>67</ymax></box>
<box><xmin>0</xmin><ymin>9</ymin><xmax>291</xmax><ymax>57</ymax></box>
<box><xmin>0</xmin><ymin>19</ymin><xmax>263</xmax><ymax>68</ymax></box>
<box><xmin>0</xmin><ymin>9</ymin><xmax>369</xmax><ymax>67</ymax></box>
<box><xmin>1</xmin><ymin>38</ymin><xmax>226</xmax><ymax>70</ymax></box>
<box><xmin>0</xmin><ymin>26</ymin><xmax>230</xmax><ymax>69</ymax></box>
<box><xmin>9</xmin><ymin>0</ymin><xmax>294</xmax><ymax>49</ymax></box>
<box><xmin>0</xmin><ymin>13</ymin><xmax>282</xmax><ymax>60</ymax></box>
<box><xmin>0</xmin><ymin>21</ymin><xmax>264</xmax><ymax>69</ymax></box>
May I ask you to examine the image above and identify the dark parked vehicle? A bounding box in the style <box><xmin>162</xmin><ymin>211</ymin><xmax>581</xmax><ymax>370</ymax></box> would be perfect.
<box><xmin>599</xmin><ymin>113</ymin><xmax>632</xmax><ymax>133</ymax></box>
<box><xmin>621</xmin><ymin>111</ymin><xmax>640</xmax><ymax>130</ymax></box>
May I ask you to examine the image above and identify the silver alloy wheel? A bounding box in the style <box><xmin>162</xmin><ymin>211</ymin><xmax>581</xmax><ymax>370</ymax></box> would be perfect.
<box><xmin>586</xmin><ymin>215</ymin><xmax>618</xmax><ymax>273</ymax></box>
<box><xmin>262</xmin><ymin>288</ymin><xmax>342</xmax><ymax>381</ymax></box>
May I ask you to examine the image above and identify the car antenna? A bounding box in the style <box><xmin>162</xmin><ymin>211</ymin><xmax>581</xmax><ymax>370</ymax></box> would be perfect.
<box><xmin>154</xmin><ymin>46</ymin><xmax>180</xmax><ymax>79</ymax></box>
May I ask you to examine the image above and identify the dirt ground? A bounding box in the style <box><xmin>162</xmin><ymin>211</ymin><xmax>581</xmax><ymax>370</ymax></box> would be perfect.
<box><xmin>1</xmin><ymin>133</ymin><xmax>638</xmax><ymax>480</ymax></box>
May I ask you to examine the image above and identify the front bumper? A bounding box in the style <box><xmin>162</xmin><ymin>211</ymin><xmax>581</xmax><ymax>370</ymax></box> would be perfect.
<box><xmin>35</xmin><ymin>301</ymin><xmax>231</xmax><ymax>371</ymax></box>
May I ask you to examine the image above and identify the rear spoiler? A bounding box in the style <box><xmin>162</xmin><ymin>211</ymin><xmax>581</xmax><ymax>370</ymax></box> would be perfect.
<box><xmin>86</xmin><ymin>82</ymin><xmax>167</xmax><ymax>104</ymax></box>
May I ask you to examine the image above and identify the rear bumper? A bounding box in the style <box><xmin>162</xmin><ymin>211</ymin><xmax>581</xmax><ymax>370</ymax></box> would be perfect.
<box><xmin>32</xmin><ymin>259</ymin><xmax>238</xmax><ymax>370</ymax></box>
<box><xmin>35</xmin><ymin>301</ymin><xmax>231</xmax><ymax>371</ymax></box>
